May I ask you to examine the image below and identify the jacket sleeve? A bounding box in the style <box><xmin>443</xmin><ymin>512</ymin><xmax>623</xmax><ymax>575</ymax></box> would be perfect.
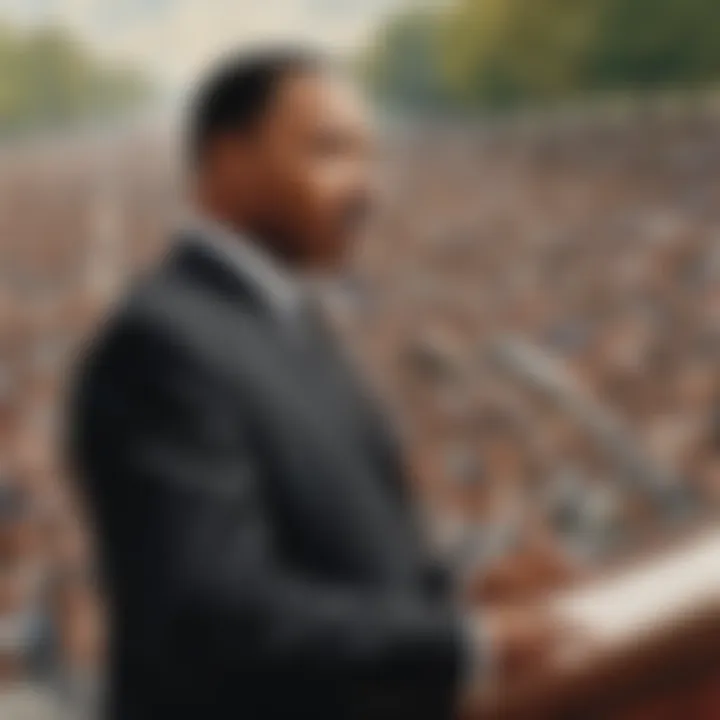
<box><xmin>71</xmin><ymin>312</ymin><xmax>467</xmax><ymax>712</ymax></box>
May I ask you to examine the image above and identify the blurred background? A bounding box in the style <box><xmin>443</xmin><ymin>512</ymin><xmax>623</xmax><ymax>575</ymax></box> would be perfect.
<box><xmin>1</xmin><ymin>0</ymin><xmax>720</xmax><ymax>717</ymax></box>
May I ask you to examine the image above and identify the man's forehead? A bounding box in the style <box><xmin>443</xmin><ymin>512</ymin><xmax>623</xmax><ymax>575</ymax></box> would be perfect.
<box><xmin>269</xmin><ymin>71</ymin><xmax>370</xmax><ymax>133</ymax></box>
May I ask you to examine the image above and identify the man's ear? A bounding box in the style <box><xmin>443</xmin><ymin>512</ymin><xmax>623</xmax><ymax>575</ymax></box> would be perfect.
<box><xmin>210</xmin><ymin>134</ymin><xmax>249</xmax><ymax>187</ymax></box>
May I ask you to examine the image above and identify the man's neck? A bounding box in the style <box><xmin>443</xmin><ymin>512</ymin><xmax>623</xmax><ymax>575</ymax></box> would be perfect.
<box><xmin>187</xmin><ymin>209</ymin><xmax>302</xmax><ymax>318</ymax></box>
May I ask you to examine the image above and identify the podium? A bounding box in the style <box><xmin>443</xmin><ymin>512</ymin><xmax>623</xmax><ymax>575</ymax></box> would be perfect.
<box><xmin>467</xmin><ymin>529</ymin><xmax>720</xmax><ymax>718</ymax></box>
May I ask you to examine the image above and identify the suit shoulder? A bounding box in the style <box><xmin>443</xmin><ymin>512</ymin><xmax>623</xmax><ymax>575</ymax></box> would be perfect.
<box><xmin>77</xmin><ymin>249</ymin><xmax>258</xmax><ymax>387</ymax></box>
<box><xmin>74</xmin><ymin>270</ymin><xmax>190</xmax><ymax>385</ymax></box>
<box><xmin>124</xmin><ymin>251</ymin><xmax>255</xmax><ymax>354</ymax></box>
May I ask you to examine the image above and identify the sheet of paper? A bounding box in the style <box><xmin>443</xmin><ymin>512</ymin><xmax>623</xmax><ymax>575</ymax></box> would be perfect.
<box><xmin>552</xmin><ymin>531</ymin><xmax>720</xmax><ymax>644</ymax></box>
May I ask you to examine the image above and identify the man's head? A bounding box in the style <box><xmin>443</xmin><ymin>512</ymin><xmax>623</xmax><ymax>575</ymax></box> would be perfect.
<box><xmin>190</xmin><ymin>48</ymin><xmax>375</xmax><ymax>270</ymax></box>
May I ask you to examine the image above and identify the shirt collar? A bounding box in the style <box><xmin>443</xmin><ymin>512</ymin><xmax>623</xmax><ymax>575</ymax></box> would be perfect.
<box><xmin>185</xmin><ymin>213</ymin><xmax>300</xmax><ymax>318</ymax></box>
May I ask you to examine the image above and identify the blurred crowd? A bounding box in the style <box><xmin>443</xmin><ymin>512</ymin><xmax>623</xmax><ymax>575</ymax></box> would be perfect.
<box><xmin>0</xmin><ymin>126</ymin><xmax>180</xmax><ymax>697</ymax></box>
<box><xmin>353</xmin><ymin>105</ymin><xmax>720</xmax><ymax>580</ymax></box>
<box><xmin>0</xmin><ymin>101</ymin><xmax>719</xmax><ymax>696</ymax></box>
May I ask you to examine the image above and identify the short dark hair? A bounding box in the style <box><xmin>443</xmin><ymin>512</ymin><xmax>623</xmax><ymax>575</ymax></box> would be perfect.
<box><xmin>189</xmin><ymin>46</ymin><xmax>326</xmax><ymax>164</ymax></box>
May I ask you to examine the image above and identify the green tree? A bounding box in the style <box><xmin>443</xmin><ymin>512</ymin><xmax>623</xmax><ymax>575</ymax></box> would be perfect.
<box><xmin>364</xmin><ymin>9</ymin><xmax>452</xmax><ymax>112</ymax></box>
<box><xmin>588</xmin><ymin>0</ymin><xmax>720</xmax><ymax>90</ymax></box>
<box><xmin>443</xmin><ymin>0</ymin><xmax>601</xmax><ymax>106</ymax></box>
<box><xmin>367</xmin><ymin>0</ymin><xmax>720</xmax><ymax>110</ymax></box>
<box><xmin>0</xmin><ymin>22</ymin><xmax>151</xmax><ymax>135</ymax></box>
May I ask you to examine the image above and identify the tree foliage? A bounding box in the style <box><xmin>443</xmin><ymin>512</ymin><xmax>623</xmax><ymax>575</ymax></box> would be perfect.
<box><xmin>0</xmin><ymin>22</ymin><xmax>151</xmax><ymax>135</ymax></box>
<box><xmin>363</xmin><ymin>10</ymin><xmax>450</xmax><ymax>111</ymax></box>
<box><xmin>366</xmin><ymin>0</ymin><xmax>720</xmax><ymax>110</ymax></box>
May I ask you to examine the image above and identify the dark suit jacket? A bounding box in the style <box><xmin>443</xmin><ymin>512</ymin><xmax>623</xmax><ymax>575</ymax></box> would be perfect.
<box><xmin>69</xmin><ymin>236</ymin><xmax>467</xmax><ymax>720</ymax></box>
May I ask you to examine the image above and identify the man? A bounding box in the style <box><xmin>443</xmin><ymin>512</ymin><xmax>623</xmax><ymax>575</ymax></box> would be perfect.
<box><xmin>69</xmin><ymin>48</ymin><xmax>558</xmax><ymax>720</ymax></box>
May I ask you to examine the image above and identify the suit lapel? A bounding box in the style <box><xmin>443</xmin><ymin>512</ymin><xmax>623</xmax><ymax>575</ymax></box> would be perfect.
<box><xmin>167</xmin><ymin>236</ymin><xmax>409</xmax><ymax>507</ymax></box>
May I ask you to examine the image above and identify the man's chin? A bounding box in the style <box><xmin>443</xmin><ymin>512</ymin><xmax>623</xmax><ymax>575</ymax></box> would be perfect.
<box><xmin>309</xmin><ymin>236</ymin><xmax>355</xmax><ymax>272</ymax></box>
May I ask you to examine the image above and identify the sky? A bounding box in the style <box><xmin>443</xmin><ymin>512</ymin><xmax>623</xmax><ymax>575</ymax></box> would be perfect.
<box><xmin>0</xmin><ymin>0</ymin><xmax>409</xmax><ymax>87</ymax></box>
